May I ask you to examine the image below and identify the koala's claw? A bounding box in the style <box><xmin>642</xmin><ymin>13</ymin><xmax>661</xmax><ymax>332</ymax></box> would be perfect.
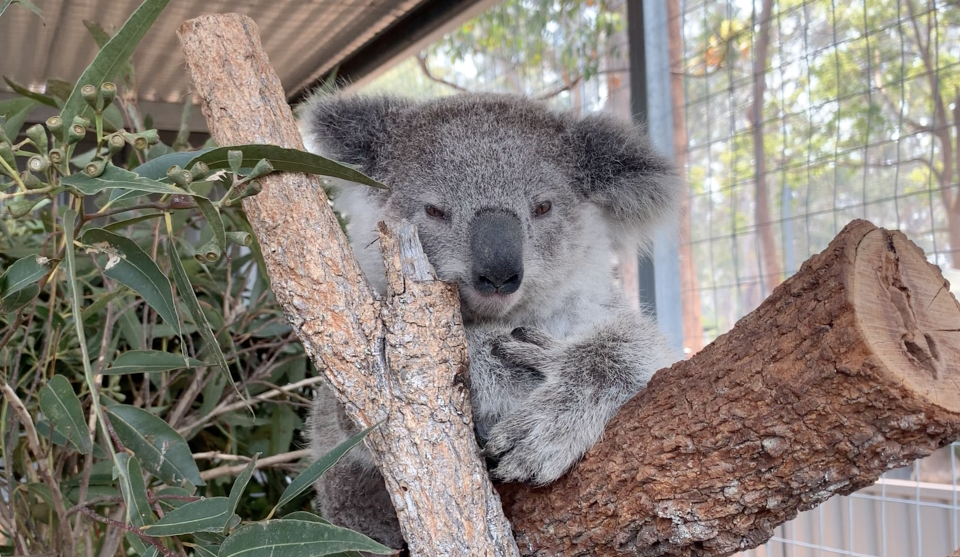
<box><xmin>492</xmin><ymin>328</ymin><xmax>555</xmax><ymax>372</ymax></box>
<box><xmin>509</xmin><ymin>327</ymin><xmax>553</xmax><ymax>347</ymax></box>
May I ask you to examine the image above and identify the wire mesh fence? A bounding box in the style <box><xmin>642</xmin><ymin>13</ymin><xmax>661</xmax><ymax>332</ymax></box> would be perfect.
<box><xmin>362</xmin><ymin>0</ymin><xmax>960</xmax><ymax>554</ymax></box>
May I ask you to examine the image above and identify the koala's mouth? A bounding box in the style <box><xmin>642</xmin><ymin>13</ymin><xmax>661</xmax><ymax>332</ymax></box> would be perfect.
<box><xmin>459</xmin><ymin>284</ymin><xmax>522</xmax><ymax>318</ymax></box>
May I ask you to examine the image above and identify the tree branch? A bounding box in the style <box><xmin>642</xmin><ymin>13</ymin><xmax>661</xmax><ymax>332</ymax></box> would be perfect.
<box><xmin>416</xmin><ymin>54</ymin><xmax>470</xmax><ymax>92</ymax></box>
<box><xmin>498</xmin><ymin>219</ymin><xmax>960</xmax><ymax>555</ymax></box>
<box><xmin>199</xmin><ymin>449</ymin><xmax>313</xmax><ymax>481</ymax></box>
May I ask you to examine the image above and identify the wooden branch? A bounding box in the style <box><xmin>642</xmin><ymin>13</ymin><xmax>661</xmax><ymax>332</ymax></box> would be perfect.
<box><xmin>199</xmin><ymin>449</ymin><xmax>312</xmax><ymax>481</ymax></box>
<box><xmin>499</xmin><ymin>219</ymin><xmax>960</xmax><ymax>556</ymax></box>
<box><xmin>177</xmin><ymin>14</ymin><xmax>518</xmax><ymax>557</ymax></box>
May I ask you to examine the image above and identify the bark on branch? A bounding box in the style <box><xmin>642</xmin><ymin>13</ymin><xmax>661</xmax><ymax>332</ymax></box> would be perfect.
<box><xmin>499</xmin><ymin>219</ymin><xmax>960</xmax><ymax>556</ymax></box>
<box><xmin>177</xmin><ymin>13</ymin><xmax>960</xmax><ymax>557</ymax></box>
<box><xmin>177</xmin><ymin>14</ymin><xmax>518</xmax><ymax>557</ymax></box>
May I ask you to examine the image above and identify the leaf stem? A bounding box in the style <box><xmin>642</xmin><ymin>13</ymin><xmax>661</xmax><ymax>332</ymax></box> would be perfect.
<box><xmin>0</xmin><ymin>154</ymin><xmax>27</xmax><ymax>192</ymax></box>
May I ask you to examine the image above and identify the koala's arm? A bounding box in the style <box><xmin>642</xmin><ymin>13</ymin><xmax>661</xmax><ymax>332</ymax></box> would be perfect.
<box><xmin>481</xmin><ymin>312</ymin><xmax>675</xmax><ymax>485</ymax></box>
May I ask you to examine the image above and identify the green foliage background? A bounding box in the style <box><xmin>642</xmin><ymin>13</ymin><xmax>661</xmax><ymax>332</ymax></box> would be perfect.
<box><xmin>0</xmin><ymin>1</ymin><xmax>389</xmax><ymax>555</ymax></box>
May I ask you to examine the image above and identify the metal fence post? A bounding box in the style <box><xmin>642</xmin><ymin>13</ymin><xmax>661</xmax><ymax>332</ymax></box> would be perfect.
<box><xmin>628</xmin><ymin>0</ymin><xmax>684</xmax><ymax>355</ymax></box>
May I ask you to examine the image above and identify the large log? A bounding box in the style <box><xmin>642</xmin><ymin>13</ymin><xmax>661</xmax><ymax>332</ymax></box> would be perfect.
<box><xmin>499</xmin><ymin>219</ymin><xmax>960</xmax><ymax>556</ymax></box>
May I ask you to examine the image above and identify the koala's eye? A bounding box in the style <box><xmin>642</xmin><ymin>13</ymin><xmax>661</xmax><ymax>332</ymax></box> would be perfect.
<box><xmin>534</xmin><ymin>201</ymin><xmax>552</xmax><ymax>217</ymax></box>
<box><xmin>425</xmin><ymin>205</ymin><xmax>446</xmax><ymax>219</ymax></box>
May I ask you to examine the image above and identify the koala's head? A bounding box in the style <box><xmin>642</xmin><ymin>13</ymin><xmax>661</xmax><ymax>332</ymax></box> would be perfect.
<box><xmin>300</xmin><ymin>94</ymin><xmax>679</xmax><ymax>320</ymax></box>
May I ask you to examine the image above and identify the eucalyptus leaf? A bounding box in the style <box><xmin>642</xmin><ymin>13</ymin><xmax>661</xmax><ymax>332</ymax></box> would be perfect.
<box><xmin>103</xmin><ymin>350</ymin><xmax>206</xmax><ymax>375</ymax></box>
<box><xmin>63</xmin><ymin>165</ymin><xmax>188</xmax><ymax>196</ymax></box>
<box><xmin>136</xmin><ymin>145</ymin><xmax>384</xmax><ymax>189</ymax></box>
<box><xmin>224</xmin><ymin>454</ymin><xmax>259</xmax><ymax>534</ymax></box>
<box><xmin>3</xmin><ymin>77</ymin><xmax>58</xmax><ymax>108</ymax></box>
<box><xmin>142</xmin><ymin>497</ymin><xmax>235</xmax><ymax>536</ymax></box>
<box><xmin>59</xmin><ymin>0</ymin><xmax>170</xmax><ymax>126</ymax></box>
<box><xmin>133</xmin><ymin>148</ymin><xmax>214</xmax><ymax>180</ymax></box>
<box><xmin>106</xmin><ymin>404</ymin><xmax>204</xmax><ymax>486</ymax></box>
<box><xmin>190</xmin><ymin>545</ymin><xmax>219</xmax><ymax>557</ymax></box>
<box><xmin>82</xmin><ymin>20</ymin><xmax>135</xmax><ymax>85</ymax></box>
<box><xmin>167</xmin><ymin>238</ymin><xmax>235</xmax><ymax>399</ymax></box>
<box><xmin>38</xmin><ymin>375</ymin><xmax>91</xmax><ymax>454</ymax></box>
<box><xmin>115</xmin><ymin>453</ymin><xmax>154</xmax><ymax>527</ymax></box>
<box><xmin>0</xmin><ymin>96</ymin><xmax>39</xmax><ymax>141</ymax></box>
<box><xmin>193</xmin><ymin>146</ymin><xmax>384</xmax><ymax>189</ymax></box>
<box><xmin>281</xmin><ymin>512</ymin><xmax>332</xmax><ymax>525</ymax></box>
<box><xmin>0</xmin><ymin>0</ymin><xmax>42</xmax><ymax>18</ymax></box>
<box><xmin>0</xmin><ymin>284</ymin><xmax>39</xmax><ymax>313</ymax></box>
<box><xmin>218</xmin><ymin>519</ymin><xmax>393</xmax><ymax>557</ymax></box>
<box><xmin>82</xmin><ymin>228</ymin><xmax>180</xmax><ymax>334</ymax></box>
<box><xmin>154</xmin><ymin>486</ymin><xmax>194</xmax><ymax>512</ymax></box>
<box><xmin>0</xmin><ymin>254</ymin><xmax>52</xmax><ymax>298</ymax></box>
<box><xmin>270</xmin><ymin>425</ymin><xmax>375</xmax><ymax>517</ymax></box>
<box><xmin>196</xmin><ymin>197</ymin><xmax>226</xmax><ymax>254</ymax></box>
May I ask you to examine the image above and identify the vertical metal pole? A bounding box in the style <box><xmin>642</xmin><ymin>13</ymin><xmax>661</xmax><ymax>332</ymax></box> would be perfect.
<box><xmin>628</xmin><ymin>0</ymin><xmax>684</xmax><ymax>354</ymax></box>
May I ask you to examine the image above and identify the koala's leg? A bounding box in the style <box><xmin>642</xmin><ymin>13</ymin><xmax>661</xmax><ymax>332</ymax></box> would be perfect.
<box><xmin>315</xmin><ymin>460</ymin><xmax>405</xmax><ymax>551</ymax></box>
<box><xmin>482</xmin><ymin>312</ymin><xmax>676</xmax><ymax>485</ymax></box>
<box><xmin>307</xmin><ymin>383</ymin><xmax>404</xmax><ymax>551</ymax></box>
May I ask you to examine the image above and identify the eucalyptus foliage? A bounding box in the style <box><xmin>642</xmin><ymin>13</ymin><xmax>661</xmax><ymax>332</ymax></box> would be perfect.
<box><xmin>0</xmin><ymin>1</ymin><xmax>386</xmax><ymax>555</ymax></box>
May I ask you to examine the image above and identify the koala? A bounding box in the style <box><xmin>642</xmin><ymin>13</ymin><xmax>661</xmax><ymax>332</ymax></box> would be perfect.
<box><xmin>300</xmin><ymin>93</ymin><xmax>680</xmax><ymax>549</ymax></box>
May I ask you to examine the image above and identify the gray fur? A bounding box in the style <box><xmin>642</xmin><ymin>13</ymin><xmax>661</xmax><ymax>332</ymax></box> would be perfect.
<box><xmin>300</xmin><ymin>93</ymin><xmax>680</xmax><ymax>548</ymax></box>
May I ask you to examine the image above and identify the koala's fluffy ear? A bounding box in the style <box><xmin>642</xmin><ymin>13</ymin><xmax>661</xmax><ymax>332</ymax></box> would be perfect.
<box><xmin>298</xmin><ymin>94</ymin><xmax>411</xmax><ymax>178</ymax></box>
<box><xmin>567</xmin><ymin>113</ymin><xmax>682</xmax><ymax>251</ymax></box>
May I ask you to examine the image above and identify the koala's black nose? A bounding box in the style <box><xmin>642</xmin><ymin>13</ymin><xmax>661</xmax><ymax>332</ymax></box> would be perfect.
<box><xmin>470</xmin><ymin>210</ymin><xmax>524</xmax><ymax>295</ymax></box>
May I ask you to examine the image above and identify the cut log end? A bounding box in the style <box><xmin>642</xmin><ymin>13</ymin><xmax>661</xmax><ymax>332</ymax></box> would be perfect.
<box><xmin>854</xmin><ymin>227</ymin><xmax>960</xmax><ymax>412</ymax></box>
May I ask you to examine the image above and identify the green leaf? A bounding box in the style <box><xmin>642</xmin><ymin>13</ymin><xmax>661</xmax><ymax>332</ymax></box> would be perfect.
<box><xmin>194</xmin><ymin>146</ymin><xmax>384</xmax><ymax>189</ymax></box>
<box><xmin>115</xmin><ymin>453</ymin><xmax>154</xmax><ymax>527</ymax></box>
<box><xmin>0</xmin><ymin>254</ymin><xmax>52</xmax><ymax>298</ymax></box>
<box><xmin>59</xmin><ymin>0</ymin><xmax>170</xmax><ymax>126</ymax></box>
<box><xmin>167</xmin><ymin>238</ymin><xmax>235</xmax><ymax>400</ymax></box>
<box><xmin>154</xmin><ymin>486</ymin><xmax>194</xmax><ymax>512</ymax></box>
<box><xmin>45</xmin><ymin>79</ymin><xmax>73</xmax><ymax>104</ymax></box>
<box><xmin>196</xmin><ymin>197</ymin><xmax>226</xmax><ymax>253</ymax></box>
<box><xmin>103</xmin><ymin>350</ymin><xmax>206</xmax><ymax>375</ymax></box>
<box><xmin>218</xmin><ymin>519</ymin><xmax>394</xmax><ymax>557</ymax></box>
<box><xmin>3</xmin><ymin>77</ymin><xmax>58</xmax><ymax>108</ymax></box>
<box><xmin>270</xmin><ymin>425</ymin><xmax>375</xmax><ymax>517</ymax></box>
<box><xmin>190</xmin><ymin>545</ymin><xmax>219</xmax><ymax>557</ymax></box>
<box><xmin>133</xmin><ymin>148</ymin><xmax>215</xmax><ymax>180</ymax></box>
<box><xmin>38</xmin><ymin>375</ymin><xmax>92</xmax><ymax>454</ymax></box>
<box><xmin>0</xmin><ymin>0</ymin><xmax>42</xmax><ymax>19</ymax></box>
<box><xmin>80</xmin><ymin>287</ymin><xmax>128</xmax><ymax>321</ymax></box>
<box><xmin>0</xmin><ymin>96</ymin><xmax>40</xmax><ymax>140</ymax></box>
<box><xmin>101</xmin><ymin>212</ymin><xmax>165</xmax><ymax>233</ymax></box>
<box><xmin>82</xmin><ymin>228</ymin><xmax>180</xmax><ymax>334</ymax></box>
<box><xmin>0</xmin><ymin>284</ymin><xmax>39</xmax><ymax>313</ymax></box>
<box><xmin>106</xmin><ymin>404</ymin><xmax>204</xmax><ymax>487</ymax></box>
<box><xmin>62</xmin><ymin>165</ymin><xmax>188</xmax><ymax>196</ymax></box>
<box><xmin>224</xmin><ymin>453</ymin><xmax>259</xmax><ymax>534</ymax></box>
<box><xmin>142</xmin><ymin>497</ymin><xmax>235</xmax><ymax>536</ymax></box>
<box><xmin>281</xmin><ymin>512</ymin><xmax>332</xmax><ymax>525</ymax></box>
<box><xmin>135</xmin><ymin>145</ymin><xmax>384</xmax><ymax>189</ymax></box>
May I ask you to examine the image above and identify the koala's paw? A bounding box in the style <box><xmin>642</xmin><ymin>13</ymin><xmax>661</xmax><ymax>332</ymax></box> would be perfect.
<box><xmin>484</xmin><ymin>328</ymin><xmax>600</xmax><ymax>485</ymax></box>
<box><xmin>484</xmin><ymin>394</ymin><xmax>592</xmax><ymax>485</ymax></box>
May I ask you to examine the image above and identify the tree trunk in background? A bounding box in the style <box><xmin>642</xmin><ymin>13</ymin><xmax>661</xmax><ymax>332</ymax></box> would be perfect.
<box><xmin>500</xmin><ymin>219</ymin><xmax>960</xmax><ymax>555</ymax></box>
<box><xmin>668</xmin><ymin>0</ymin><xmax>704</xmax><ymax>355</ymax></box>
<box><xmin>749</xmin><ymin>0</ymin><xmax>782</xmax><ymax>296</ymax></box>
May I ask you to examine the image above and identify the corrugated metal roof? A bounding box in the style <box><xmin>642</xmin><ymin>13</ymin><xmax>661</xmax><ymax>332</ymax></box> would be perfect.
<box><xmin>0</xmin><ymin>0</ymin><xmax>469</xmax><ymax>124</ymax></box>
